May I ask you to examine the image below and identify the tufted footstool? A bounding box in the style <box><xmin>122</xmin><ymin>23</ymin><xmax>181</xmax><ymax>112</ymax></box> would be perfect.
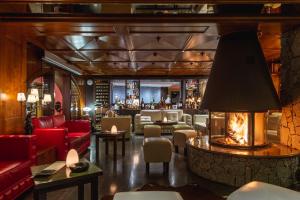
<box><xmin>144</xmin><ymin>125</ymin><xmax>161</xmax><ymax>138</ymax></box>
<box><xmin>173</xmin><ymin>129</ymin><xmax>197</xmax><ymax>156</ymax></box>
<box><xmin>143</xmin><ymin>137</ymin><xmax>172</xmax><ymax>174</ymax></box>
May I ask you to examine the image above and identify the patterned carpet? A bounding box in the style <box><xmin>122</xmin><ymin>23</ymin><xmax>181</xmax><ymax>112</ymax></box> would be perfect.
<box><xmin>101</xmin><ymin>183</ymin><xmax>226</xmax><ymax>200</ymax></box>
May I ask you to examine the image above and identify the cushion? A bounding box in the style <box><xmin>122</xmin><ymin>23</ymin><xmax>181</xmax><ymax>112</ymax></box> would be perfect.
<box><xmin>141</xmin><ymin>116</ymin><xmax>151</xmax><ymax>122</ymax></box>
<box><xmin>162</xmin><ymin>110</ymin><xmax>183</xmax><ymax>121</ymax></box>
<box><xmin>0</xmin><ymin>160</ymin><xmax>32</xmax><ymax>192</ymax></box>
<box><xmin>166</xmin><ymin>112</ymin><xmax>179</xmax><ymax>122</ymax></box>
<box><xmin>32</xmin><ymin>116</ymin><xmax>54</xmax><ymax>129</ymax></box>
<box><xmin>52</xmin><ymin>114</ymin><xmax>66</xmax><ymax>128</ymax></box>
<box><xmin>141</xmin><ymin>110</ymin><xmax>162</xmax><ymax>122</ymax></box>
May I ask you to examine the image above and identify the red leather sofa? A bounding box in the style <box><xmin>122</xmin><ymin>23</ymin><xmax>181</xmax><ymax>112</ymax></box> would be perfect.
<box><xmin>32</xmin><ymin>114</ymin><xmax>91</xmax><ymax>160</ymax></box>
<box><xmin>0</xmin><ymin>135</ymin><xmax>37</xmax><ymax>200</ymax></box>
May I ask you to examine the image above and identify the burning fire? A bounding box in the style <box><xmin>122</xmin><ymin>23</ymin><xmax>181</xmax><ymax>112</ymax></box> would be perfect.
<box><xmin>226</xmin><ymin>113</ymin><xmax>248</xmax><ymax>145</ymax></box>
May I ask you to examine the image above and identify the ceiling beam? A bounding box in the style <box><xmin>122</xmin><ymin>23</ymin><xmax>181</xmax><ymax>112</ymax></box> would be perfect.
<box><xmin>59</xmin><ymin>38</ymin><xmax>92</xmax><ymax>62</ymax></box>
<box><xmin>50</xmin><ymin>48</ymin><xmax>217</xmax><ymax>52</ymax></box>
<box><xmin>114</xmin><ymin>25</ymin><xmax>137</xmax><ymax>71</ymax></box>
<box><xmin>1</xmin><ymin>14</ymin><xmax>300</xmax><ymax>24</ymax></box>
<box><xmin>0</xmin><ymin>0</ymin><xmax>299</xmax><ymax>4</ymax></box>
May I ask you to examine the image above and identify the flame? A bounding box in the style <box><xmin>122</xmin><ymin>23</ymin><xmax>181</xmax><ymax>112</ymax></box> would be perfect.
<box><xmin>227</xmin><ymin>113</ymin><xmax>248</xmax><ymax>145</ymax></box>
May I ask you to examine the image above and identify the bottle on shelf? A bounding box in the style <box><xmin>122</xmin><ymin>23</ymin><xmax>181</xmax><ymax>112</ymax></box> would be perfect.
<box><xmin>141</xmin><ymin>98</ymin><xmax>145</xmax><ymax>109</ymax></box>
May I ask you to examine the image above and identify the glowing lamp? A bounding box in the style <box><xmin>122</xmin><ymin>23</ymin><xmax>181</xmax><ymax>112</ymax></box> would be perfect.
<box><xmin>31</xmin><ymin>88</ymin><xmax>39</xmax><ymax>97</ymax></box>
<box><xmin>66</xmin><ymin>149</ymin><xmax>79</xmax><ymax>168</ymax></box>
<box><xmin>43</xmin><ymin>94</ymin><xmax>52</xmax><ymax>103</ymax></box>
<box><xmin>17</xmin><ymin>93</ymin><xmax>26</xmax><ymax>102</ymax></box>
<box><xmin>83</xmin><ymin>107</ymin><xmax>92</xmax><ymax>112</ymax></box>
<box><xmin>27</xmin><ymin>94</ymin><xmax>37</xmax><ymax>103</ymax></box>
<box><xmin>111</xmin><ymin>125</ymin><xmax>118</xmax><ymax>134</ymax></box>
<box><xmin>163</xmin><ymin>116</ymin><xmax>168</xmax><ymax>122</ymax></box>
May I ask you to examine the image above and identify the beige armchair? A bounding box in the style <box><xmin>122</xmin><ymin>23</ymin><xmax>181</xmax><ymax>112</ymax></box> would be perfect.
<box><xmin>101</xmin><ymin>115</ymin><xmax>132</xmax><ymax>138</ymax></box>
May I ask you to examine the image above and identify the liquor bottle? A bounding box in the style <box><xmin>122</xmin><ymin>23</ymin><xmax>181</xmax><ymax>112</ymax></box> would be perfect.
<box><xmin>141</xmin><ymin>98</ymin><xmax>145</xmax><ymax>109</ymax></box>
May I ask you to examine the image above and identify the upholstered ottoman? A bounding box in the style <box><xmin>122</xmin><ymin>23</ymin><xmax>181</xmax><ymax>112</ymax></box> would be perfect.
<box><xmin>144</xmin><ymin>125</ymin><xmax>161</xmax><ymax>138</ymax></box>
<box><xmin>171</xmin><ymin>124</ymin><xmax>193</xmax><ymax>134</ymax></box>
<box><xmin>173</xmin><ymin>129</ymin><xmax>197</xmax><ymax>155</ymax></box>
<box><xmin>143</xmin><ymin>137</ymin><xmax>172</xmax><ymax>174</ymax></box>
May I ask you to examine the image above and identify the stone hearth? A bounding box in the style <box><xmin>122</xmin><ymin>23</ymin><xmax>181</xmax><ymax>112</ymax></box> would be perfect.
<box><xmin>187</xmin><ymin>136</ymin><xmax>300</xmax><ymax>187</ymax></box>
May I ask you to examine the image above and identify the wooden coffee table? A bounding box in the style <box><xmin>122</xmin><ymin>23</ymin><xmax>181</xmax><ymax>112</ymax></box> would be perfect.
<box><xmin>93</xmin><ymin>131</ymin><xmax>126</xmax><ymax>163</ymax></box>
<box><xmin>31</xmin><ymin>160</ymin><xmax>102</xmax><ymax>200</ymax></box>
<box><xmin>153</xmin><ymin>121</ymin><xmax>178</xmax><ymax>134</ymax></box>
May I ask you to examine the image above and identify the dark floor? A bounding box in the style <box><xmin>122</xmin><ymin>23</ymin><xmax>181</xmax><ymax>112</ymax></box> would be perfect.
<box><xmin>24</xmin><ymin>135</ymin><xmax>235</xmax><ymax>200</ymax></box>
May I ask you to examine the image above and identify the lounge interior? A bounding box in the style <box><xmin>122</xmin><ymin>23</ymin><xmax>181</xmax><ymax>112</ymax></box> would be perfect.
<box><xmin>0</xmin><ymin>1</ymin><xmax>300</xmax><ymax>200</ymax></box>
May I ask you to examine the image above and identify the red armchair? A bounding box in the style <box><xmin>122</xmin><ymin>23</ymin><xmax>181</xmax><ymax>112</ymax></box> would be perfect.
<box><xmin>0</xmin><ymin>135</ymin><xmax>37</xmax><ymax>200</ymax></box>
<box><xmin>32</xmin><ymin>114</ymin><xmax>91</xmax><ymax>160</ymax></box>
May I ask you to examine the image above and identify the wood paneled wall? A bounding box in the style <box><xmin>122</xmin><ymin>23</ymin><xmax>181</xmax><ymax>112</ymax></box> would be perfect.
<box><xmin>0</xmin><ymin>27</ymin><xmax>27</xmax><ymax>134</ymax></box>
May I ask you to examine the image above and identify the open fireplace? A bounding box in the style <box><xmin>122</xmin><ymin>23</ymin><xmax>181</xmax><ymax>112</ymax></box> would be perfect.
<box><xmin>209</xmin><ymin>112</ymin><xmax>267</xmax><ymax>149</ymax></box>
<box><xmin>201</xmin><ymin>31</ymin><xmax>281</xmax><ymax>149</ymax></box>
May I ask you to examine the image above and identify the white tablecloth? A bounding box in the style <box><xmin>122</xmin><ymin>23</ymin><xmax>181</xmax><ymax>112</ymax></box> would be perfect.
<box><xmin>113</xmin><ymin>191</ymin><xmax>184</xmax><ymax>200</ymax></box>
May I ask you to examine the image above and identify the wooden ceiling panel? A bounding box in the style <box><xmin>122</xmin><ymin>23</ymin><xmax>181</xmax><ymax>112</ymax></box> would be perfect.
<box><xmin>179</xmin><ymin>51</ymin><xmax>215</xmax><ymax>61</ymax></box>
<box><xmin>187</xmin><ymin>34</ymin><xmax>219</xmax><ymax>50</ymax></box>
<box><xmin>81</xmin><ymin>35</ymin><xmax>127</xmax><ymax>49</ymax></box>
<box><xmin>64</xmin><ymin>35</ymin><xmax>94</xmax><ymax>49</ymax></box>
<box><xmin>134</xmin><ymin>51</ymin><xmax>178</xmax><ymax>62</ymax></box>
<box><xmin>27</xmin><ymin>22</ymin><xmax>282</xmax><ymax>76</ymax></box>
<box><xmin>131</xmin><ymin>33</ymin><xmax>189</xmax><ymax>50</ymax></box>
<box><xmin>37</xmin><ymin>36</ymin><xmax>71</xmax><ymax>50</ymax></box>
<box><xmin>81</xmin><ymin>51</ymin><xmax>129</xmax><ymax>61</ymax></box>
<box><xmin>55</xmin><ymin>51</ymin><xmax>87</xmax><ymax>62</ymax></box>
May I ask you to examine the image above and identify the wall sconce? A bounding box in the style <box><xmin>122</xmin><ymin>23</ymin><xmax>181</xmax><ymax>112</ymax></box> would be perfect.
<box><xmin>0</xmin><ymin>92</ymin><xmax>8</xmax><ymax>101</ymax></box>
<box><xmin>111</xmin><ymin>125</ymin><xmax>118</xmax><ymax>134</ymax></box>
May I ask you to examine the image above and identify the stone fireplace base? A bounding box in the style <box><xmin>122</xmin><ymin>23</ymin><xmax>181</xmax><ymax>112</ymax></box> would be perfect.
<box><xmin>187</xmin><ymin>136</ymin><xmax>300</xmax><ymax>187</ymax></box>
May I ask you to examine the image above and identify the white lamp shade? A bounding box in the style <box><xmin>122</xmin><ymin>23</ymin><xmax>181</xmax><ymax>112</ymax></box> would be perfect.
<box><xmin>27</xmin><ymin>94</ymin><xmax>37</xmax><ymax>103</ymax></box>
<box><xmin>31</xmin><ymin>88</ymin><xmax>39</xmax><ymax>97</ymax></box>
<box><xmin>66</xmin><ymin>149</ymin><xmax>79</xmax><ymax>167</ymax></box>
<box><xmin>43</xmin><ymin>94</ymin><xmax>52</xmax><ymax>103</ymax></box>
<box><xmin>111</xmin><ymin>125</ymin><xmax>118</xmax><ymax>134</ymax></box>
<box><xmin>17</xmin><ymin>93</ymin><xmax>26</xmax><ymax>102</ymax></box>
<box><xmin>163</xmin><ymin>116</ymin><xmax>168</xmax><ymax>122</ymax></box>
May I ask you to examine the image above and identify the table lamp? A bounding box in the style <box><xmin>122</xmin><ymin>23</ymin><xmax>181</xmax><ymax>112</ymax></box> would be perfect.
<box><xmin>111</xmin><ymin>125</ymin><xmax>118</xmax><ymax>134</ymax></box>
<box><xmin>66</xmin><ymin>149</ymin><xmax>89</xmax><ymax>173</ymax></box>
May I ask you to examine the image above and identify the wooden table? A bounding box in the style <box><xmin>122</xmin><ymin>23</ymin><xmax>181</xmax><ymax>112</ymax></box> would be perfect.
<box><xmin>153</xmin><ymin>121</ymin><xmax>178</xmax><ymax>134</ymax></box>
<box><xmin>31</xmin><ymin>160</ymin><xmax>102</xmax><ymax>200</ymax></box>
<box><xmin>94</xmin><ymin>131</ymin><xmax>126</xmax><ymax>163</ymax></box>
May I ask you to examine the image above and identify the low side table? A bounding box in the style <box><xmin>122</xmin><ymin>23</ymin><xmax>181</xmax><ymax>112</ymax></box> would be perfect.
<box><xmin>31</xmin><ymin>160</ymin><xmax>102</xmax><ymax>200</ymax></box>
<box><xmin>94</xmin><ymin>131</ymin><xmax>126</xmax><ymax>163</ymax></box>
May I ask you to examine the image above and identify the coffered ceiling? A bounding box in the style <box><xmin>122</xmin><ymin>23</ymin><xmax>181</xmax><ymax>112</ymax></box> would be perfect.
<box><xmin>32</xmin><ymin>23</ymin><xmax>219</xmax><ymax>76</ymax></box>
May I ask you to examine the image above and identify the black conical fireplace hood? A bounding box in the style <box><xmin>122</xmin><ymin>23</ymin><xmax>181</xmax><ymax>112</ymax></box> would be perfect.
<box><xmin>201</xmin><ymin>31</ymin><xmax>281</xmax><ymax>112</ymax></box>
